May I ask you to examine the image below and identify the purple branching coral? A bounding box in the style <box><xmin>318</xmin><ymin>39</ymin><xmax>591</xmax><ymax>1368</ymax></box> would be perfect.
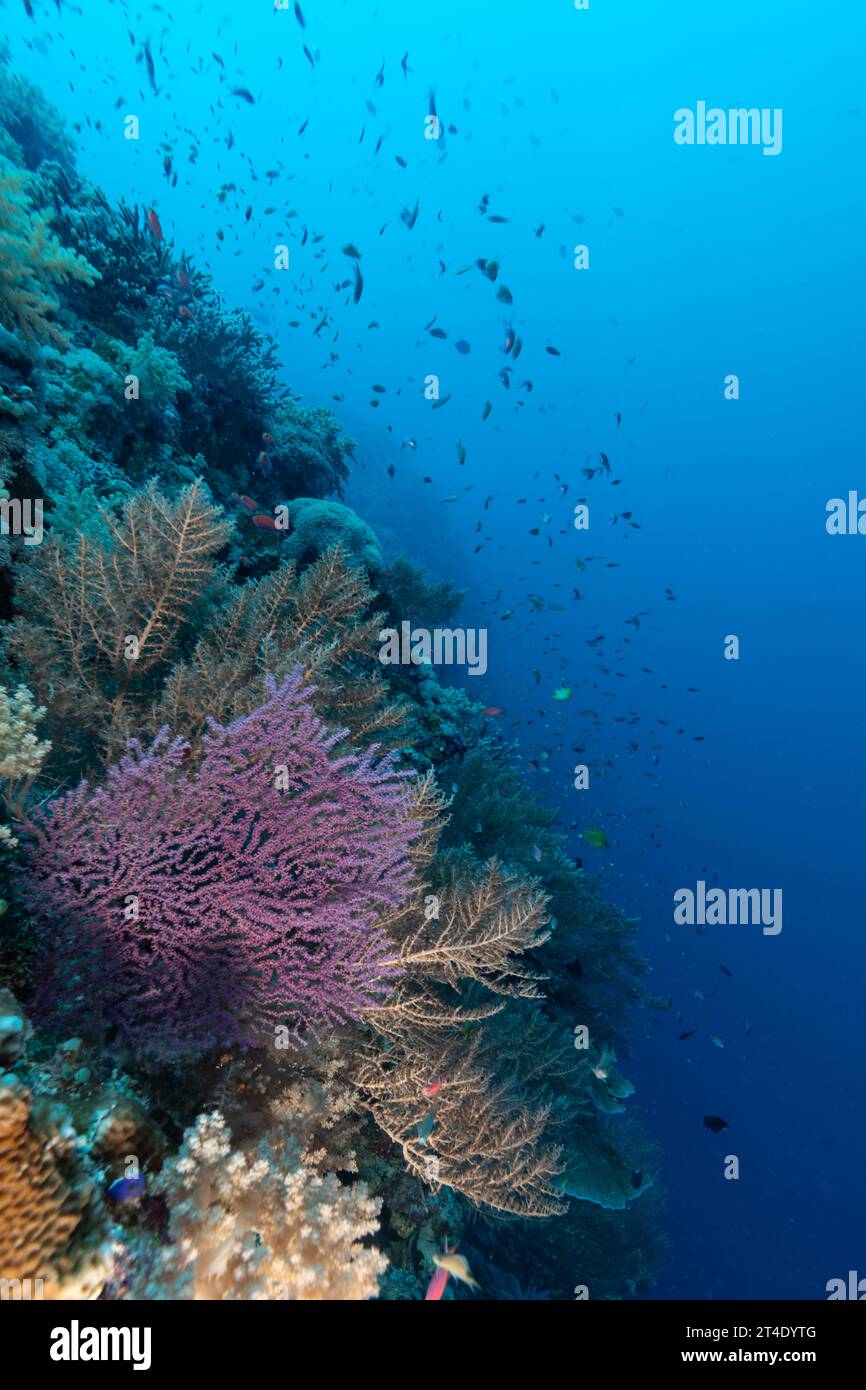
<box><xmin>18</xmin><ymin>672</ymin><xmax>417</xmax><ymax>1062</ymax></box>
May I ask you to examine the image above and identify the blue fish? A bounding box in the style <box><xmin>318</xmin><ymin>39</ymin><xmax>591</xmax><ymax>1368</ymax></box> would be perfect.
<box><xmin>108</xmin><ymin>1174</ymin><xmax>147</xmax><ymax>1201</ymax></box>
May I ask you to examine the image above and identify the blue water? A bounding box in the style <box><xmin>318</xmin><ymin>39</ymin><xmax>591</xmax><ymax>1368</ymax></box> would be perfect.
<box><xmin>6</xmin><ymin>0</ymin><xmax>864</xmax><ymax>1299</ymax></box>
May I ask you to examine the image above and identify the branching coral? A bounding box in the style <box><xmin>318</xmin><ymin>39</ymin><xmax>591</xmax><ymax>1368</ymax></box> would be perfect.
<box><xmin>152</xmin><ymin>544</ymin><xmax>410</xmax><ymax>755</ymax></box>
<box><xmin>0</xmin><ymin>157</ymin><xmax>98</xmax><ymax>348</ymax></box>
<box><xmin>4</xmin><ymin>480</ymin><xmax>232</xmax><ymax>769</ymax></box>
<box><xmin>18</xmin><ymin>672</ymin><xmax>419</xmax><ymax>1062</ymax></box>
<box><xmin>140</xmin><ymin>1109</ymin><xmax>386</xmax><ymax>1300</ymax></box>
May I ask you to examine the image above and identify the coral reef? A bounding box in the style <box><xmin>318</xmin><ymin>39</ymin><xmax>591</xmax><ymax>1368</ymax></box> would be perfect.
<box><xmin>0</xmin><ymin>59</ymin><xmax>662</xmax><ymax>1301</ymax></box>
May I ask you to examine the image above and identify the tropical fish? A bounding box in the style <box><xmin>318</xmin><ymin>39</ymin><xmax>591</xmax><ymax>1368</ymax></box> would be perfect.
<box><xmin>231</xmin><ymin>88</ymin><xmax>256</xmax><ymax>104</ymax></box>
<box><xmin>433</xmin><ymin>1251</ymin><xmax>480</xmax><ymax>1292</ymax></box>
<box><xmin>481</xmin><ymin>706</ymin><xmax>504</xmax><ymax>716</ymax></box>
<box><xmin>416</xmin><ymin>1110</ymin><xmax>436</xmax><ymax>1145</ymax></box>
<box><xmin>252</xmin><ymin>514</ymin><xmax>278</xmax><ymax>531</ymax></box>
<box><xmin>423</xmin><ymin>1074</ymin><xmax>446</xmax><ymax>1098</ymax></box>
<box><xmin>583</xmin><ymin>827</ymin><xmax>609</xmax><ymax>849</ymax></box>
<box><xmin>703</xmin><ymin>1115</ymin><xmax>729</xmax><ymax>1133</ymax></box>
<box><xmin>552</xmin><ymin>686</ymin><xmax>572</xmax><ymax>701</ymax></box>
<box><xmin>146</xmin><ymin>208</ymin><xmax>163</xmax><ymax>243</ymax></box>
<box><xmin>108</xmin><ymin>1174</ymin><xmax>146</xmax><ymax>1201</ymax></box>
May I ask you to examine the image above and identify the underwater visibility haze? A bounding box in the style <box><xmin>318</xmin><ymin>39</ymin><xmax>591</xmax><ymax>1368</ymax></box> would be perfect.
<box><xmin>0</xmin><ymin>0</ymin><xmax>863</xmax><ymax>1312</ymax></box>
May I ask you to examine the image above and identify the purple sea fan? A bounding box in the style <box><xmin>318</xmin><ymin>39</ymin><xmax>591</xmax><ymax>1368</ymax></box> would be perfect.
<box><xmin>20</xmin><ymin>672</ymin><xmax>417</xmax><ymax>1062</ymax></box>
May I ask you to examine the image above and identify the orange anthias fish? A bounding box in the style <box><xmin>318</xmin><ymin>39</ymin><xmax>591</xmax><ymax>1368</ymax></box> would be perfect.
<box><xmin>425</xmin><ymin>1244</ymin><xmax>480</xmax><ymax>1300</ymax></box>
<box><xmin>146</xmin><ymin>207</ymin><xmax>163</xmax><ymax>243</ymax></box>
<box><xmin>178</xmin><ymin>305</ymin><xmax>196</xmax><ymax>323</ymax></box>
<box><xmin>239</xmin><ymin>495</ymin><xmax>259</xmax><ymax>512</ymax></box>
<box><xmin>423</xmin><ymin>1074</ymin><xmax>446</xmax><ymax>1098</ymax></box>
<box><xmin>481</xmin><ymin>706</ymin><xmax>505</xmax><ymax>717</ymax></box>
<box><xmin>252</xmin><ymin>513</ymin><xmax>278</xmax><ymax>530</ymax></box>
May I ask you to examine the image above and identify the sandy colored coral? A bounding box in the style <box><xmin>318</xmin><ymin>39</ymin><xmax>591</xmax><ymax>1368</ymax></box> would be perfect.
<box><xmin>0</xmin><ymin>1076</ymin><xmax>115</xmax><ymax>1299</ymax></box>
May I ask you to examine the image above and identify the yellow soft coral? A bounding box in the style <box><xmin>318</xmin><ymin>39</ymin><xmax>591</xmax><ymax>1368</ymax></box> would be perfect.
<box><xmin>0</xmin><ymin>157</ymin><xmax>99</xmax><ymax>348</ymax></box>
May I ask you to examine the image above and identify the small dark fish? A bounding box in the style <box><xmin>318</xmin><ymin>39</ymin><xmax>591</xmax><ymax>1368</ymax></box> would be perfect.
<box><xmin>720</xmin><ymin>965</ymin><xmax>733</xmax><ymax>977</ymax></box>
<box><xmin>401</xmin><ymin>201</ymin><xmax>420</xmax><ymax>230</ymax></box>
<box><xmin>429</xmin><ymin>327</ymin><xmax>447</xmax><ymax>339</ymax></box>
<box><xmin>303</xmin><ymin>45</ymin><xmax>315</xmax><ymax>68</ymax></box>
<box><xmin>496</xmin><ymin>285</ymin><xmax>513</xmax><ymax>305</ymax></box>
<box><xmin>342</xmin><ymin>243</ymin><xmax>362</xmax><ymax>259</ymax></box>
<box><xmin>231</xmin><ymin>87</ymin><xmax>255</xmax><ymax>104</ymax></box>
<box><xmin>352</xmin><ymin>262</ymin><xmax>364</xmax><ymax>303</ymax></box>
<box><xmin>395</xmin><ymin>155</ymin><xmax>408</xmax><ymax>168</ymax></box>
<box><xmin>294</xmin><ymin>2</ymin><xmax>306</xmax><ymax>27</ymax></box>
<box><xmin>703</xmin><ymin>1116</ymin><xmax>729</xmax><ymax>1134</ymax></box>
<box><xmin>455</xmin><ymin>339</ymin><xmax>471</xmax><ymax>354</ymax></box>
<box><xmin>546</xmin><ymin>345</ymin><xmax>561</xmax><ymax>356</ymax></box>
<box><xmin>375</xmin><ymin>61</ymin><xmax>385</xmax><ymax>87</ymax></box>
<box><xmin>143</xmin><ymin>40</ymin><xmax>158</xmax><ymax>95</ymax></box>
<box><xmin>400</xmin><ymin>52</ymin><xmax>411</xmax><ymax>79</ymax></box>
<box><xmin>678</xmin><ymin>1029</ymin><xmax>696</xmax><ymax>1040</ymax></box>
<box><xmin>431</xmin><ymin>394</ymin><xmax>451</xmax><ymax>410</ymax></box>
<box><xmin>630</xmin><ymin>1170</ymin><xmax>643</xmax><ymax>1190</ymax></box>
<box><xmin>481</xmin><ymin>400</ymin><xmax>492</xmax><ymax>420</ymax></box>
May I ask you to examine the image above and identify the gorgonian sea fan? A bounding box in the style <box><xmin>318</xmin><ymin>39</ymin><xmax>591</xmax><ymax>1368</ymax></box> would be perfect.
<box><xmin>20</xmin><ymin>672</ymin><xmax>417</xmax><ymax>1061</ymax></box>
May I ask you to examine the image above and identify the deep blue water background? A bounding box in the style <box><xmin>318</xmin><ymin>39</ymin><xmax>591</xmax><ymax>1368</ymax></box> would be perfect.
<box><xmin>6</xmin><ymin>0</ymin><xmax>864</xmax><ymax>1299</ymax></box>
